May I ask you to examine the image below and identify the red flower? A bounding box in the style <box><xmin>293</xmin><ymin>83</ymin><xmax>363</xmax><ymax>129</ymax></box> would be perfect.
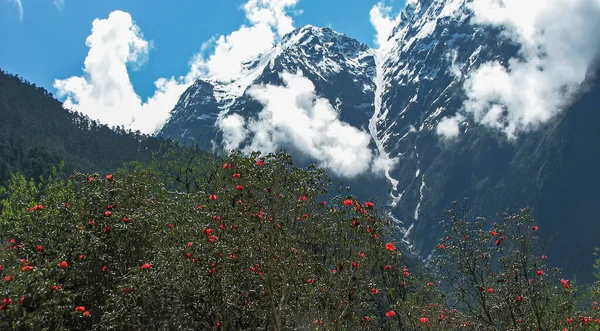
<box><xmin>384</xmin><ymin>265</ymin><xmax>391</xmax><ymax>271</ymax></box>
<box><xmin>490</xmin><ymin>230</ymin><xmax>498</xmax><ymax>236</ymax></box>
<box><xmin>37</xmin><ymin>245</ymin><xmax>44</xmax><ymax>252</ymax></box>
<box><xmin>21</xmin><ymin>266</ymin><xmax>34</xmax><ymax>271</ymax></box>
<box><xmin>532</xmin><ymin>225</ymin><xmax>539</xmax><ymax>231</ymax></box>
<box><xmin>168</xmin><ymin>223</ymin><xmax>174</xmax><ymax>228</ymax></box>
<box><xmin>385</xmin><ymin>310</ymin><xmax>396</xmax><ymax>317</ymax></box>
<box><xmin>371</xmin><ymin>288</ymin><xmax>379</xmax><ymax>294</ymax></box>
<box><xmin>205</xmin><ymin>228</ymin><xmax>213</xmax><ymax>235</ymax></box>
<box><xmin>84</xmin><ymin>311</ymin><xmax>90</xmax><ymax>317</ymax></box>
<box><xmin>79</xmin><ymin>255</ymin><xmax>86</xmax><ymax>260</ymax></box>
<box><xmin>140</xmin><ymin>263</ymin><xmax>151</xmax><ymax>270</ymax></box>
<box><xmin>105</xmin><ymin>174</ymin><xmax>113</xmax><ymax>181</ymax></box>
<box><xmin>222</xmin><ymin>163</ymin><xmax>232</xmax><ymax>169</ymax></box>
<box><xmin>88</xmin><ymin>220</ymin><xmax>95</xmax><ymax>225</ymax></box>
<box><xmin>542</xmin><ymin>255</ymin><xmax>548</xmax><ymax>259</ymax></box>
<box><xmin>58</xmin><ymin>261</ymin><xmax>68</xmax><ymax>268</ymax></box>
<box><xmin>299</xmin><ymin>196</ymin><xmax>307</xmax><ymax>202</ymax></box>
<box><xmin>187</xmin><ymin>242</ymin><xmax>193</xmax><ymax>247</ymax></box>
<box><xmin>560</xmin><ymin>279</ymin><xmax>570</xmax><ymax>289</ymax></box>
<box><xmin>88</xmin><ymin>177</ymin><xmax>95</xmax><ymax>181</ymax></box>
<box><xmin>438</xmin><ymin>244</ymin><xmax>445</xmax><ymax>250</ymax></box>
<box><xmin>101</xmin><ymin>266</ymin><xmax>109</xmax><ymax>273</ymax></box>
<box><xmin>235</xmin><ymin>185</ymin><xmax>244</xmax><ymax>191</ymax></box>
<box><xmin>487</xmin><ymin>288</ymin><xmax>494</xmax><ymax>293</ymax></box>
<box><xmin>107</xmin><ymin>204</ymin><xmax>114</xmax><ymax>210</ymax></box>
<box><xmin>385</xmin><ymin>243</ymin><xmax>396</xmax><ymax>251</ymax></box>
<box><xmin>209</xmin><ymin>194</ymin><xmax>218</xmax><ymax>201</ymax></box>
<box><xmin>256</xmin><ymin>160</ymin><xmax>264</xmax><ymax>166</ymax></box>
<box><xmin>75</xmin><ymin>306</ymin><xmax>86</xmax><ymax>312</ymax></box>
<box><xmin>364</xmin><ymin>316</ymin><xmax>371</xmax><ymax>322</ymax></box>
<box><xmin>122</xmin><ymin>216</ymin><xmax>130</xmax><ymax>223</ymax></box>
<box><xmin>104</xmin><ymin>211</ymin><xmax>112</xmax><ymax>217</ymax></box>
<box><xmin>537</xmin><ymin>269</ymin><xmax>544</xmax><ymax>276</ymax></box>
<box><xmin>517</xmin><ymin>295</ymin><xmax>523</xmax><ymax>302</ymax></box>
<box><xmin>343</xmin><ymin>199</ymin><xmax>353</xmax><ymax>206</ymax></box>
<box><xmin>103</xmin><ymin>226</ymin><xmax>111</xmax><ymax>232</ymax></box>
<box><xmin>427</xmin><ymin>281</ymin><xmax>434</xmax><ymax>286</ymax></box>
<box><xmin>495</xmin><ymin>240</ymin><xmax>501</xmax><ymax>246</ymax></box>
<box><xmin>209</xmin><ymin>235</ymin><xmax>219</xmax><ymax>243</ymax></box>
<box><xmin>3</xmin><ymin>276</ymin><xmax>12</xmax><ymax>282</ymax></box>
<box><xmin>306</xmin><ymin>279</ymin><xmax>315</xmax><ymax>284</ymax></box>
<box><xmin>232</xmin><ymin>173</ymin><xmax>241</xmax><ymax>178</ymax></box>
<box><xmin>364</xmin><ymin>201</ymin><xmax>375</xmax><ymax>208</ymax></box>
<box><xmin>419</xmin><ymin>317</ymin><xmax>429</xmax><ymax>324</ymax></box>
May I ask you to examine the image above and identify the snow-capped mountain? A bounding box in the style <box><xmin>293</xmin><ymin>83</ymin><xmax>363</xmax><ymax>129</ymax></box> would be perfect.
<box><xmin>160</xmin><ymin>0</ymin><xmax>600</xmax><ymax>279</ymax></box>
<box><xmin>160</xmin><ymin>25</ymin><xmax>376</xmax><ymax>148</ymax></box>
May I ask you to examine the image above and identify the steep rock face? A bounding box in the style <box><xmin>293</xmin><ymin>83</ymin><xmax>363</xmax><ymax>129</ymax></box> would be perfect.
<box><xmin>375</xmin><ymin>0</ymin><xmax>600</xmax><ymax>279</ymax></box>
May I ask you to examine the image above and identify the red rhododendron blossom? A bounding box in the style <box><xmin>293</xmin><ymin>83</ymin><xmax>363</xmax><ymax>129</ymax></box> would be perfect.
<box><xmin>490</xmin><ymin>230</ymin><xmax>498</xmax><ymax>236</ymax></box>
<box><xmin>495</xmin><ymin>240</ymin><xmax>501</xmax><ymax>246</ymax></box>
<box><xmin>75</xmin><ymin>306</ymin><xmax>86</xmax><ymax>312</ymax></box>
<box><xmin>384</xmin><ymin>265</ymin><xmax>391</xmax><ymax>271</ymax></box>
<box><xmin>84</xmin><ymin>311</ymin><xmax>90</xmax><ymax>317</ymax></box>
<box><xmin>88</xmin><ymin>220</ymin><xmax>95</xmax><ymax>225</ymax></box>
<box><xmin>364</xmin><ymin>316</ymin><xmax>371</xmax><ymax>322</ymax></box>
<box><xmin>205</xmin><ymin>228</ymin><xmax>213</xmax><ymax>235</ymax></box>
<box><xmin>58</xmin><ymin>261</ymin><xmax>68</xmax><ymax>268</ymax></box>
<box><xmin>306</xmin><ymin>279</ymin><xmax>315</xmax><ymax>284</ymax></box>
<box><xmin>21</xmin><ymin>266</ymin><xmax>34</xmax><ymax>271</ymax></box>
<box><xmin>103</xmin><ymin>226</ymin><xmax>111</xmax><ymax>233</ymax></box>
<box><xmin>438</xmin><ymin>244</ymin><xmax>445</xmax><ymax>250</ymax></box>
<box><xmin>4</xmin><ymin>276</ymin><xmax>12</xmax><ymax>282</ymax></box>
<box><xmin>88</xmin><ymin>177</ymin><xmax>95</xmax><ymax>181</ymax></box>
<box><xmin>299</xmin><ymin>196</ymin><xmax>307</xmax><ymax>202</ymax></box>
<box><xmin>209</xmin><ymin>235</ymin><xmax>219</xmax><ymax>243</ymax></box>
<box><xmin>235</xmin><ymin>185</ymin><xmax>244</xmax><ymax>191</ymax></box>
<box><xmin>101</xmin><ymin>266</ymin><xmax>109</xmax><ymax>273</ymax></box>
<box><xmin>385</xmin><ymin>243</ymin><xmax>396</xmax><ymax>251</ymax></box>
<box><xmin>104</xmin><ymin>211</ymin><xmax>112</xmax><ymax>217</ymax></box>
<box><xmin>122</xmin><ymin>216</ymin><xmax>130</xmax><ymax>223</ymax></box>
<box><xmin>537</xmin><ymin>269</ymin><xmax>544</xmax><ymax>276</ymax></box>
<box><xmin>517</xmin><ymin>295</ymin><xmax>523</xmax><ymax>302</ymax></box>
<box><xmin>222</xmin><ymin>163</ymin><xmax>232</xmax><ymax>169</ymax></box>
<box><xmin>209</xmin><ymin>194</ymin><xmax>217</xmax><ymax>201</ymax></box>
<box><xmin>232</xmin><ymin>173</ymin><xmax>241</xmax><ymax>178</ymax></box>
<box><xmin>427</xmin><ymin>281</ymin><xmax>434</xmax><ymax>287</ymax></box>
<box><xmin>487</xmin><ymin>288</ymin><xmax>494</xmax><ymax>293</ymax></box>
<box><xmin>542</xmin><ymin>255</ymin><xmax>548</xmax><ymax>259</ymax></box>
<box><xmin>187</xmin><ymin>242</ymin><xmax>193</xmax><ymax>247</ymax></box>
<box><xmin>343</xmin><ymin>199</ymin><xmax>353</xmax><ymax>206</ymax></box>
<box><xmin>386</xmin><ymin>311</ymin><xmax>396</xmax><ymax>317</ymax></box>
<box><xmin>37</xmin><ymin>245</ymin><xmax>44</xmax><ymax>252</ymax></box>
<box><xmin>371</xmin><ymin>288</ymin><xmax>379</xmax><ymax>294</ymax></box>
<box><xmin>105</xmin><ymin>174</ymin><xmax>113</xmax><ymax>181</ymax></box>
<box><xmin>419</xmin><ymin>317</ymin><xmax>429</xmax><ymax>323</ymax></box>
<box><xmin>140</xmin><ymin>263</ymin><xmax>151</xmax><ymax>270</ymax></box>
<box><xmin>560</xmin><ymin>279</ymin><xmax>570</xmax><ymax>289</ymax></box>
<box><xmin>532</xmin><ymin>225</ymin><xmax>539</xmax><ymax>231</ymax></box>
<box><xmin>364</xmin><ymin>201</ymin><xmax>374</xmax><ymax>208</ymax></box>
<box><xmin>168</xmin><ymin>223</ymin><xmax>174</xmax><ymax>228</ymax></box>
<box><xmin>256</xmin><ymin>160</ymin><xmax>264</xmax><ymax>166</ymax></box>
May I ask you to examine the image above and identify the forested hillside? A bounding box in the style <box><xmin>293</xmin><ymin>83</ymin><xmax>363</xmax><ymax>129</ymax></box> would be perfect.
<box><xmin>0</xmin><ymin>69</ymin><xmax>164</xmax><ymax>185</ymax></box>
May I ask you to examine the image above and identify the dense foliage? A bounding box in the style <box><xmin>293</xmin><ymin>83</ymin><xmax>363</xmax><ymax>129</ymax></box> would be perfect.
<box><xmin>0</xmin><ymin>149</ymin><xmax>600</xmax><ymax>330</ymax></box>
<box><xmin>0</xmin><ymin>69</ymin><xmax>164</xmax><ymax>186</ymax></box>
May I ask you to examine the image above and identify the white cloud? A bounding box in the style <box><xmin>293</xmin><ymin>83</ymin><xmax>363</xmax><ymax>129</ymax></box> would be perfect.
<box><xmin>436</xmin><ymin>114</ymin><xmax>464</xmax><ymax>139</ymax></box>
<box><xmin>54</xmin><ymin>0</ymin><xmax>64</xmax><ymax>9</ymax></box>
<box><xmin>12</xmin><ymin>0</ymin><xmax>23</xmax><ymax>21</ymax></box>
<box><xmin>220</xmin><ymin>114</ymin><xmax>248</xmax><ymax>151</ymax></box>
<box><xmin>369</xmin><ymin>2</ymin><xmax>401</xmax><ymax>48</ymax></box>
<box><xmin>218</xmin><ymin>72</ymin><xmax>374</xmax><ymax>178</ymax></box>
<box><xmin>54</xmin><ymin>11</ymin><xmax>190</xmax><ymax>133</ymax></box>
<box><xmin>440</xmin><ymin>0</ymin><xmax>600</xmax><ymax>139</ymax></box>
<box><xmin>54</xmin><ymin>0</ymin><xmax>300</xmax><ymax>134</ymax></box>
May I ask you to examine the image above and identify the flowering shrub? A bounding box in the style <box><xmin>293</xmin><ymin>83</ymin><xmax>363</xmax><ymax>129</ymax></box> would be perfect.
<box><xmin>0</xmin><ymin>151</ymin><xmax>442</xmax><ymax>330</ymax></box>
<box><xmin>1</xmin><ymin>151</ymin><xmax>598</xmax><ymax>330</ymax></box>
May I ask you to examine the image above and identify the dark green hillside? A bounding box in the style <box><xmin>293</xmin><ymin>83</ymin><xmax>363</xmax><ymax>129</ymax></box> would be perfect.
<box><xmin>0</xmin><ymin>69</ymin><xmax>164</xmax><ymax>185</ymax></box>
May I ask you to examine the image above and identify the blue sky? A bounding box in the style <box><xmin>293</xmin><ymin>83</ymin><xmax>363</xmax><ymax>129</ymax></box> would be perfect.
<box><xmin>0</xmin><ymin>0</ymin><xmax>404</xmax><ymax>105</ymax></box>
